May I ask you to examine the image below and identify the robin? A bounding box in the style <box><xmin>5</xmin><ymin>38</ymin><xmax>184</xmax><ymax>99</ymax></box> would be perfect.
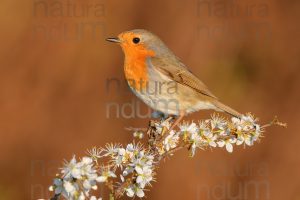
<box><xmin>106</xmin><ymin>29</ymin><xmax>241</xmax><ymax>125</ymax></box>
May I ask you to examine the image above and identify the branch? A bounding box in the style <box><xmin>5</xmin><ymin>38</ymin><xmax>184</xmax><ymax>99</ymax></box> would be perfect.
<box><xmin>47</xmin><ymin>113</ymin><xmax>286</xmax><ymax>200</ymax></box>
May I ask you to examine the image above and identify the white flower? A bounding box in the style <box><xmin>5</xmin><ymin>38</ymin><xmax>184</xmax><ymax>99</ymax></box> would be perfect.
<box><xmin>102</xmin><ymin>143</ymin><xmax>120</xmax><ymax>157</ymax></box>
<box><xmin>179</xmin><ymin>122</ymin><xmax>198</xmax><ymax>134</ymax></box>
<box><xmin>87</xmin><ymin>147</ymin><xmax>103</xmax><ymax>161</ymax></box>
<box><xmin>200</xmin><ymin>129</ymin><xmax>217</xmax><ymax>147</ymax></box>
<box><xmin>118</xmin><ymin>143</ymin><xmax>141</xmax><ymax>165</ymax></box>
<box><xmin>96</xmin><ymin>167</ymin><xmax>116</xmax><ymax>183</ymax></box>
<box><xmin>207</xmin><ymin>136</ymin><xmax>217</xmax><ymax>148</ymax></box>
<box><xmin>232</xmin><ymin>114</ymin><xmax>261</xmax><ymax>147</ymax></box>
<box><xmin>211</xmin><ymin>114</ymin><xmax>227</xmax><ymax>130</ymax></box>
<box><xmin>58</xmin><ymin>155</ymin><xmax>99</xmax><ymax>198</ymax></box>
<box><xmin>163</xmin><ymin>130</ymin><xmax>179</xmax><ymax>151</ymax></box>
<box><xmin>189</xmin><ymin>131</ymin><xmax>203</xmax><ymax>157</ymax></box>
<box><xmin>50</xmin><ymin>177</ymin><xmax>83</xmax><ymax>199</ymax></box>
<box><xmin>232</xmin><ymin>114</ymin><xmax>257</xmax><ymax>132</ymax></box>
<box><xmin>236</xmin><ymin>135</ymin><xmax>245</xmax><ymax>145</ymax></box>
<box><xmin>112</xmin><ymin>143</ymin><xmax>154</xmax><ymax>181</ymax></box>
<box><xmin>125</xmin><ymin>143</ymin><xmax>143</xmax><ymax>160</ymax></box>
<box><xmin>236</xmin><ymin>134</ymin><xmax>254</xmax><ymax>146</ymax></box>
<box><xmin>61</xmin><ymin>155</ymin><xmax>82</xmax><ymax>179</ymax></box>
<box><xmin>218</xmin><ymin>138</ymin><xmax>237</xmax><ymax>153</ymax></box>
<box><xmin>155</xmin><ymin>120</ymin><xmax>171</xmax><ymax>134</ymax></box>
<box><xmin>135</xmin><ymin>166</ymin><xmax>153</xmax><ymax>188</ymax></box>
<box><xmin>79</xmin><ymin>157</ymin><xmax>97</xmax><ymax>177</ymax></box>
<box><xmin>110</xmin><ymin>147</ymin><xmax>126</xmax><ymax>168</ymax></box>
<box><xmin>130</xmin><ymin>149</ymin><xmax>154</xmax><ymax>168</ymax></box>
<box><xmin>63</xmin><ymin>181</ymin><xmax>77</xmax><ymax>196</ymax></box>
<box><xmin>126</xmin><ymin>184</ymin><xmax>145</xmax><ymax>198</ymax></box>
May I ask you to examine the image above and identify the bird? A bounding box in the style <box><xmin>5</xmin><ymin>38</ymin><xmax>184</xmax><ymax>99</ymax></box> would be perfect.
<box><xmin>106</xmin><ymin>29</ymin><xmax>241</xmax><ymax>126</ymax></box>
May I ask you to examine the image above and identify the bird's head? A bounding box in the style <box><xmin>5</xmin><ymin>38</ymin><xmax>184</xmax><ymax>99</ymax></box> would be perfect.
<box><xmin>106</xmin><ymin>29</ymin><xmax>171</xmax><ymax>58</ymax></box>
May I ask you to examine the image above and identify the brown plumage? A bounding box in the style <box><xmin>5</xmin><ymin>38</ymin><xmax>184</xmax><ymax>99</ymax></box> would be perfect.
<box><xmin>106</xmin><ymin>29</ymin><xmax>242</xmax><ymax>120</ymax></box>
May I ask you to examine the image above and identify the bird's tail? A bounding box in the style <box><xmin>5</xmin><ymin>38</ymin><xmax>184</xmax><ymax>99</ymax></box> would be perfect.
<box><xmin>213</xmin><ymin>100</ymin><xmax>242</xmax><ymax>118</ymax></box>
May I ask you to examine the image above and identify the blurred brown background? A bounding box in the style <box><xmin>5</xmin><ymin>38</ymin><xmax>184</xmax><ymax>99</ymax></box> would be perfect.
<box><xmin>0</xmin><ymin>0</ymin><xmax>299</xmax><ymax>199</ymax></box>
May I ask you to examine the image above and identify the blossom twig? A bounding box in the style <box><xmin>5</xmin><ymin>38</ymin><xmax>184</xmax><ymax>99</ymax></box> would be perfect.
<box><xmin>48</xmin><ymin>113</ymin><xmax>285</xmax><ymax>200</ymax></box>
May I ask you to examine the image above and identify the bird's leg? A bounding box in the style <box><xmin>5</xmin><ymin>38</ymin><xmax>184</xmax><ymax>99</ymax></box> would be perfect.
<box><xmin>158</xmin><ymin>113</ymin><xmax>185</xmax><ymax>143</ymax></box>
<box><xmin>170</xmin><ymin>112</ymin><xmax>185</xmax><ymax>130</ymax></box>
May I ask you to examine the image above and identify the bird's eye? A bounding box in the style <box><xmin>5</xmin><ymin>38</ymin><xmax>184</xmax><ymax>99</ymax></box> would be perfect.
<box><xmin>132</xmin><ymin>37</ymin><xmax>140</xmax><ymax>44</ymax></box>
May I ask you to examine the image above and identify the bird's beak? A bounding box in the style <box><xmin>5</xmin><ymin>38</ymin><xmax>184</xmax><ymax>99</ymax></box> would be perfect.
<box><xmin>106</xmin><ymin>37</ymin><xmax>121</xmax><ymax>43</ymax></box>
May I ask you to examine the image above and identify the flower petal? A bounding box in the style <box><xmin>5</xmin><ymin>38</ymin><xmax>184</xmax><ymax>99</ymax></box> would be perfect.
<box><xmin>226</xmin><ymin>143</ymin><xmax>233</xmax><ymax>153</ymax></box>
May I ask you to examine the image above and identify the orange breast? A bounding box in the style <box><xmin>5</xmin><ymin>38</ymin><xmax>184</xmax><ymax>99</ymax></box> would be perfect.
<box><xmin>123</xmin><ymin>48</ymin><xmax>155</xmax><ymax>92</ymax></box>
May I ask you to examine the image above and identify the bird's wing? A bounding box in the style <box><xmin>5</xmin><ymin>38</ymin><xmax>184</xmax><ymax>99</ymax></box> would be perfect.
<box><xmin>150</xmin><ymin>57</ymin><xmax>218</xmax><ymax>99</ymax></box>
